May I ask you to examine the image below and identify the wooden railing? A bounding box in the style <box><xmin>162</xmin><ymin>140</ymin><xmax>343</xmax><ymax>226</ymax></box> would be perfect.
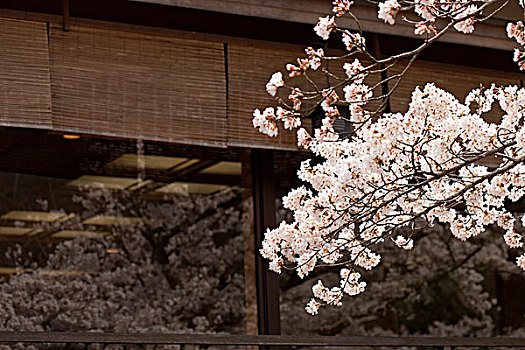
<box><xmin>0</xmin><ymin>332</ymin><xmax>525</xmax><ymax>348</ymax></box>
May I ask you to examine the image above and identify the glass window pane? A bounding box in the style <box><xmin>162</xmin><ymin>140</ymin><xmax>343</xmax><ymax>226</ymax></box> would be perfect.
<box><xmin>0</xmin><ymin>128</ymin><xmax>246</xmax><ymax>335</ymax></box>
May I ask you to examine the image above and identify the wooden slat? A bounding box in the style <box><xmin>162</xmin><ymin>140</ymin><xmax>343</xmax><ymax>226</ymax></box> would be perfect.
<box><xmin>0</xmin><ymin>18</ymin><xmax>52</xmax><ymax>128</ymax></box>
<box><xmin>49</xmin><ymin>24</ymin><xmax>227</xmax><ymax>147</ymax></box>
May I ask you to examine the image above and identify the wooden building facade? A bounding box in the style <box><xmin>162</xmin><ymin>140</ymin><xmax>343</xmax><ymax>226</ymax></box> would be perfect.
<box><xmin>0</xmin><ymin>0</ymin><xmax>524</xmax><ymax>345</ymax></box>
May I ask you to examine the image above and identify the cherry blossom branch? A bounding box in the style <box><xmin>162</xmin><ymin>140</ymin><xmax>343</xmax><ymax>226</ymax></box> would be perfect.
<box><xmin>254</xmin><ymin>0</ymin><xmax>525</xmax><ymax>315</ymax></box>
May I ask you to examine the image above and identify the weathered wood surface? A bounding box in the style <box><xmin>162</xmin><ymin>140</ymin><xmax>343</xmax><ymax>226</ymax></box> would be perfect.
<box><xmin>0</xmin><ymin>332</ymin><xmax>525</xmax><ymax>347</ymax></box>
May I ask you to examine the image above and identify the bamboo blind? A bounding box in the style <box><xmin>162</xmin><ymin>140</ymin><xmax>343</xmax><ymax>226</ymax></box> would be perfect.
<box><xmin>49</xmin><ymin>24</ymin><xmax>227</xmax><ymax>147</ymax></box>
<box><xmin>227</xmin><ymin>43</ymin><xmax>384</xmax><ymax>150</ymax></box>
<box><xmin>0</xmin><ymin>18</ymin><xmax>52</xmax><ymax>129</ymax></box>
<box><xmin>227</xmin><ymin>44</ymin><xmax>311</xmax><ymax>150</ymax></box>
<box><xmin>1</xmin><ymin>16</ymin><xmax>523</xmax><ymax>152</ymax></box>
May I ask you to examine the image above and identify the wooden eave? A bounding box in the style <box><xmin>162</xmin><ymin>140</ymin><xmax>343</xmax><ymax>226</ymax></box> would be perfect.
<box><xmin>128</xmin><ymin>0</ymin><xmax>520</xmax><ymax>51</ymax></box>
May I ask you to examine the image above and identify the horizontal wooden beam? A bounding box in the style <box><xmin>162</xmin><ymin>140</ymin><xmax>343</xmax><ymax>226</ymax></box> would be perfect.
<box><xmin>128</xmin><ymin>0</ymin><xmax>517</xmax><ymax>51</ymax></box>
<box><xmin>0</xmin><ymin>0</ymin><xmax>515</xmax><ymax>51</ymax></box>
<box><xmin>0</xmin><ymin>332</ymin><xmax>525</xmax><ymax>346</ymax></box>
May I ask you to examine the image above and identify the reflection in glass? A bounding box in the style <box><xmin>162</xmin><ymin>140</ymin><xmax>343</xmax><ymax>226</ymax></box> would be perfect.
<box><xmin>0</xmin><ymin>128</ymin><xmax>246</xmax><ymax>342</ymax></box>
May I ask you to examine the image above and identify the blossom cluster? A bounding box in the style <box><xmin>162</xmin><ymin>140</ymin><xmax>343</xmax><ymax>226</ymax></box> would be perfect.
<box><xmin>378</xmin><ymin>0</ymin><xmax>400</xmax><ymax>25</ymax></box>
<box><xmin>508</xmin><ymin>21</ymin><xmax>525</xmax><ymax>70</ymax></box>
<box><xmin>258</xmin><ymin>82</ymin><xmax>525</xmax><ymax>314</ymax></box>
<box><xmin>252</xmin><ymin>106</ymin><xmax>301</xmax><ymax>137</ymax></box>
<box><xmin>253</xmin><ymin>0</ymin><xmax>525</xmax><ymax>315</ymax></box>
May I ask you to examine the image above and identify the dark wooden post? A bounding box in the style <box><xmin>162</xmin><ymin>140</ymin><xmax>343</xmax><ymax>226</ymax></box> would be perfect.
<box><xmin>241</xmin><ymin>150</ymin><xmax>259</xmax><ymax>339</ymax></box>
<box><xmin>62</xmin><ymin>0</ymin><xmax>70</xmax><ymax>31</ymax></box>
<box><xmin>251</xmin><ymin>148</ymin><xmax>281</xmax><ymax>338</ymax></box>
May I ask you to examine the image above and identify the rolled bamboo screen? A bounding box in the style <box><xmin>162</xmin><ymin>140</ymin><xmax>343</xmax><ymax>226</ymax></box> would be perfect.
<box><xmin>1</xmin><ymin>16</ymin><xmax>523</xmax><ymax>152</ymax></box>
<box><xmin>0</xmin><ymin>18</ymin><xmax>52</xmax><ymax>129</ymax></box>
<box><xmin>49</xmin><ymin>24</ymin><xmax>227</xmax><ymax>147</ymax></box>
<box><xmin>227</xmin><ymin>44</ymin><xmax>311</xmax><ymax>150</ymax></box>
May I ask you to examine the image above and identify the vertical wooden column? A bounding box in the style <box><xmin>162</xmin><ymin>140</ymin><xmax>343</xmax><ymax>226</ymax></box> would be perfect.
<box><xmin>62</xmin><ymin>0</ymin><xmax>70</xmax><ymax>31</ymax></box>
<box><xmin>241</xmin><ymin>150</ymin><xmax>258</xmax><ymax>337</ymax></box>
<box><xmin>251</xmin><ymin>149</ymin><xmax>281</xmax><ymax>337</ymax></box>
<box><xmin>371</xmin><ymin>33</ymin><xmax>391</xmax><ymax>114</ymax></box>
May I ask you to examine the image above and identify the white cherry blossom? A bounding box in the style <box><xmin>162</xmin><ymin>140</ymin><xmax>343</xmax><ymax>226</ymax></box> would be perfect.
<box><xmin>265</xmin><ymin>72</ymin><xmax>284</xmax><ymax>96</ymax></box>
<box><xmin>314</xmin><ymin>16</ymin><xmax>336</xmax><ymax>40</ymax></box>
<box><xmin>378</xmin><ymin>0</ymin><xmax>401</xmax><ymax>25</ymax></box>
